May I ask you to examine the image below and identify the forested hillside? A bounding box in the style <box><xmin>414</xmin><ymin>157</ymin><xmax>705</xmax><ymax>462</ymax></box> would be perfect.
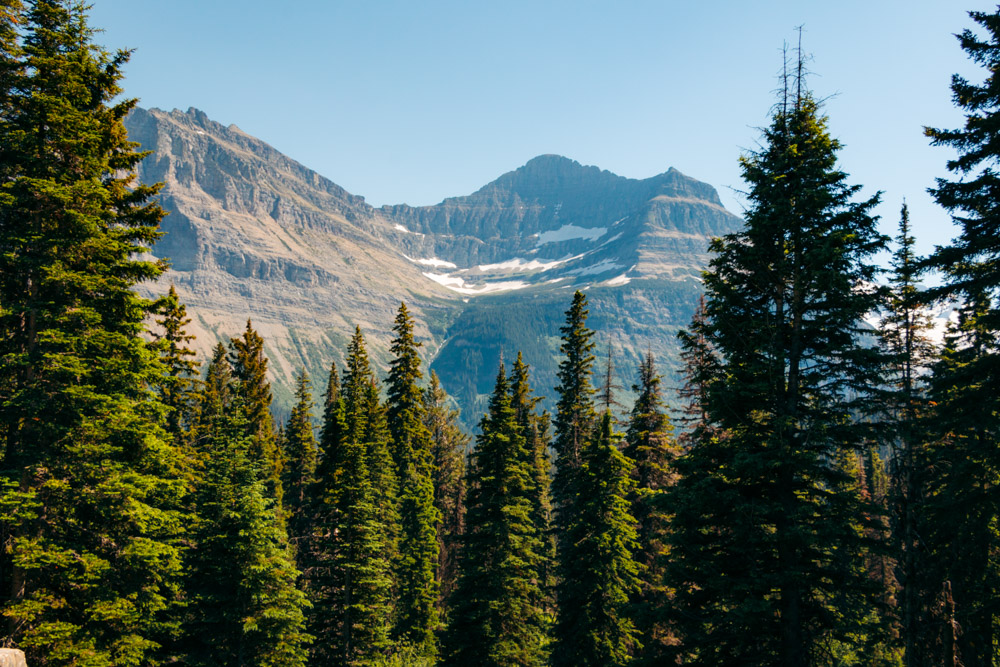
<box><xmin>1</xmin><ymin>2</ymin><xmax>999</xmax><ymax>667</ymax></box>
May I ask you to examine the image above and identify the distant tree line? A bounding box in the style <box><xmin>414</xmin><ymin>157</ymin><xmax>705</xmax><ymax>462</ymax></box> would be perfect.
<box><xmin>3</xmin><ymin>1</ymin><xmax>1000</xmax><ymax>666</ymax></box>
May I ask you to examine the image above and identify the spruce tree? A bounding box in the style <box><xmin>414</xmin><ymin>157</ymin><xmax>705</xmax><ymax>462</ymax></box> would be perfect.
<box><xmin>444</xmin><ymin>361</ymin><xmax>547</xmax><ymax>667</ymax></box>
<box><xmin>919</xmin><ymin>297</ymin><xmax>999</xmax><ymax>667</ymax></box>
<box><xmin>229</xmin><ymin>319</ymin><xmax>283</xmax><ymax>502</ymax></box>
<box><xmin>623</xmin><ymin>352</ymin><xmax>680</xmax><ymax>664</ymax></box>
<box><xmin>385</xmin><ymin>304</ymin><xmax>440</xmax><ymax>655</ymax></box>
<box><xmin>185</xmin><ymin>390</ymin><xmax>311</xmax><ymax>667</ymax></box>
<box><xmin>153</xmin><ymin>284</ymin><xmax>201</xmax><ymax>444</ymax></box>
<box><xmin>509</xmin><ymin>352</ymin><xmax>554</xmax><ymax>615</ymax></box>
<box><xmin>881</xmin><ymin>203</ymin><xmax>937</xmax><ymax>666</ymax></box>
<box><xmin>551</xmin><ymin>291</ymin><xmax>597</xmax><ymax>585</ymax></box>
<box><xmin>665</xmin><ymin>60</ymin><xmax>888</xmax><ymax>664</ymax></box>
<box><xmin>300</xmin><ymin>361</ymin><xmax>346</xmax><ymax>663</ymax></box>
<box><xmin>307</xmin><ymin>328</ymin><xmax>395</xmax><ymax>665</ymax></box>
<box><xmin>922</xmin><ymin>9</ymin><xmax>1000</xmax><ymax>665</ymax></box>
<box><xmin>553</xmin><ymin>411</ymin><xmax>640</xmax><ymax>667</ymax></box>
<box><xmin>423</xmin><ymin>371</ymin><xmax>469</xmax><ymax>610</ymax></box>
<box><xmin>282</xmin><ymin>370</ymin><xmax>318</xmax><ymax>549</ymax></box>
<box><xmin>0</xmin><ymin>2</ymin><xmax>186</xmax><ymax>662</ymax></box>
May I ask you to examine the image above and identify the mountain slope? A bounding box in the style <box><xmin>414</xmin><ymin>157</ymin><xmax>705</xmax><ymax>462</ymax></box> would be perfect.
<box><xmin>125</xmin><ymin>107</ymin><xmax>741</xmax><ymax>421</ymax></box>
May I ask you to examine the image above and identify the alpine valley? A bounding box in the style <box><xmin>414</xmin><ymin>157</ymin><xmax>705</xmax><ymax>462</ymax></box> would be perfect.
<box><xmin>125</xmin><ymin>106</ymin><xmax>742</xmax><ymax>423</ymax></box>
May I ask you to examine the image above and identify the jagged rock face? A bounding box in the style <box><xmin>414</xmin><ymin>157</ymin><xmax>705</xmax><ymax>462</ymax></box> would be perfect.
<box><xmin>125</xmin><ymin>107</ymin><xmax>741</xmax><ymax>421</ymax></box>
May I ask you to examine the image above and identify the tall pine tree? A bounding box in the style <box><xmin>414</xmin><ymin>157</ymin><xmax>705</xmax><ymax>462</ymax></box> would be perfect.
<box><xmin>623</xmin><ymin>352</ymin><xmax>680</xmax><ymax>664</ymax></box>
<box><xmin>152</xmin><ymin>285</ymin><xmax>201</xmax><ymax>444</ymax></box>
<box><xmin>922</xmin><ymin>8</ymin><xmax>1000</xmax><ymax>665</ymax></box>
<box><xmin>423</xmin><ymin>371</ymin><xmax>468</xmax><ymax>611</ymax></box>
<box><xmin>385</xmin><ymin>303</ymin><xmax>440</xmax><ymax>655</ymax></box>
<box><xmin>553</xmin><ymin>411</ymin><xmax>640</xmax><ymax>667</ymax></box>
<box><xmin>444</xmin><ymin>361</ymin><xmax>547</xmax><ymax>667</ymax></box>
<box><xmin>229</xmin><ymin>320</ymin><xmax>283</xmax><ymax>503</ymax></box>
<box><xmin>185</xmin><ymin>386</ymin><xmax>311</xmax><ymax>667</ymax></box>
<box><xmin>665</xmin><ymin>57</ymin><xmax>888</xmax><ymax>665</ymax></box>
<box><xmin>0</xmin><ymin>2</ymin><xmax>186</xmax><ymax>662</ymax></box>
<box><xmin>306</xmin><ymin>328</ymin><xmax>396</xmax><ymax>665</ymax></box>
<box><xmin>282</xmin><ymin>370</ymin><xmax>318</xmax><ymax>550</ymax></box>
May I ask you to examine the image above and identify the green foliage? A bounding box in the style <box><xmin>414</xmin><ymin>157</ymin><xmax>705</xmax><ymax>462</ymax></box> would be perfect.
<box><xmin>551</xmin><ymin>290</ymin><xmax>598</xmax><ymax>567</ymax></box>
<box><xmin>445</xmin><ymin>361</ymin><xmax>548</xmax><ymax>667</ymax></box>
<box><xmin>282</xmin><ymin>370</ymin><xmax>318</xmax><ymax>547</ymax></box>
<box><xmin>665</xmin><ymin>65</ymin><xmax>889</xmax><ymax>664</ymax></box>
<box><xmin>0</xmin><ymin>2</ymin><xmax>186</xmax><ymax>663</ymax></box>
<box><xmin>152</xmin><ymin>285</ymin><xmax>202</xmax><ymax>444</ymax></box>
<box><xmin>422</xmin><ymin>371</ymin><xmax>469</xmax><ymax>610</ymax></box>
<box><xmin>386</xmin><ymin>304</ymin><xmax>440</xmax><ymax>655</ymax></box>
<box><xmin>922</xmin><ymin>9</ymin><xmax>1000</xmax><ymax>665</ymax></box>
<box><xmin>185</xmin><ymin>393</ymin><xmax>311</xmax><ymax>667</ymax></box>
<box><xmin>509</xmin><ymin>352</ymin><xmax>555</xmax><ymax>616</ymax></box>
<box><xmin>623</xmin><ymin>352</ymin><xmax>680</xmax><ymax>663</ymax></box>
<box><xmin>306</xmin><ymin>328</ymin><xmax>396</xmax><ymax>666</ymax></box>
<box><xmin>553</xmin><ymin>412</ymin><xmax>640</xmax><ymax>667</ymax></box>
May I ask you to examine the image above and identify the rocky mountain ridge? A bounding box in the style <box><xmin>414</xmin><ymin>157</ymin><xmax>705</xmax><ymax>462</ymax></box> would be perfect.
<box><xmin>125</xmin><ymin>106</ymin><xmax>742</xmax><ymax>420</ymax></box>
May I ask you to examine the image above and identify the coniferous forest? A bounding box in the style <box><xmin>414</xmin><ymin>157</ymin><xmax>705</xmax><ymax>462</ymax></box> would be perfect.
<box><xmin>2</xmin><ymin>1</ymin><xmax>1000</xmax><ymax>666</ymax></box>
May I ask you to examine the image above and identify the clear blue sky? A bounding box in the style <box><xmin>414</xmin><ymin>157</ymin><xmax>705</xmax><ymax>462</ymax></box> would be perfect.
<box><xmin>90</xmin><ymin>1</ymin><xmax>996</xmax><ymax>259</ymax></box>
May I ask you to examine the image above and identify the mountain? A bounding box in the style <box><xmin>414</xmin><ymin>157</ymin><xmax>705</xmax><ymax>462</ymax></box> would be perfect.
<box><xmin>124</xmin><ymin>107</ymin><xmax>742</xmax><ymax>422</ymax></box>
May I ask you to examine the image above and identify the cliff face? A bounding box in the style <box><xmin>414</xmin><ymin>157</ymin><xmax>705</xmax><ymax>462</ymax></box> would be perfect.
<box><xmin>125</xmin><ymin>107</ymin><xmax>741</xmax><ymax>420</ymax></box>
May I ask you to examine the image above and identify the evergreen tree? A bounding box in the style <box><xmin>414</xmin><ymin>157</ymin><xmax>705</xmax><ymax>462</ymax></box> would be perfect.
<box><xmin>922</xmin><ymin>9</ymin><xmax>1000</xmax><ymax>665</ymax></box>
<box><xmin>300</xmin><ymin>361</ymin><xmax>345</xmax><ymax>664</ymax></box>
<box><xmin>307</xmin><ymin>328</ymin><xmax>396</xmax><ymax>665</ymax></box>
<box><xmin>552</xmin><ymin>292</ymin><xmax>598</xmax><ymax>479</ymax></box>
<box><xmin>509</xmin><ymin>353</ymin><xmax>554</xmax><ymax>615</ymax></box>
<box><xmin>282</xmin><ymin>370</ymin><xmax>318</xmax><ymax>548</ymax></box>
<box><xmin>185</xmin><ymin>391</ymin><xmax>311</xmax><ymax>667</ymax></box>
<box><xmin>229</xmin><ymin>320</ymin><xmax>283</xmax><ymax>502</ymax></box>
<box><xmin>623</xmin><ymin>352</ymin><xmax>680</xmax><ymax>664</ymax></box>
<box><xmin>152</xmin><ymin>284</ymin><xmax>201</xmax><ymax>443</ymax></box>
<box><xmin>665</xmin><ymin>60</ymin><xmax>888</xmax><ymax>665</ymax></box>
<box><xmin>919</xmin><ymin>296</ymin><xmax>999</xmax><ymax>667</ymax></box>
<box><xmin>551</xmin><ymin>291</ymin><xmax>597</xmax><ymax>594</ymax></box>
<box><xmin>0</xmin><ymin>2</ymin><xmax>186</xmax><ymax>662</ymax></box>
<box><xmin>881</xmin><ymin>203</ymin><xmax>937</xmax><ymax>666</ymax></box>
<box><xmin>444</xmin><ymin>362</ymin><xmax>547</xmax><ymax>667</ymax></box>
<box><xmin>553</xmin><ymin>411</ymin><xmax>640</xmax><ymax>667</ymax></box>
<box><xmin>423</xmin><ymin>371</ymin><xmax>468</xmax><ymax>610</ymax></box>
<box><xmin>385</xmin><ymin>304</ymin><xmax>440</xmax><ymax>655</ymax></box>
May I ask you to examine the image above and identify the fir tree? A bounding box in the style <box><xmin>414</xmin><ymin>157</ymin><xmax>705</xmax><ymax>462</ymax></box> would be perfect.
<box><xmin>307</xmin><ymin>328</ymin><xmax>396</xmax><ymax>665</ymax></box>
<box><xmin>922</xmin><ymin>9</ymin><xmax>1000</xmax><ymax>665</ymax></box>
<box><xmin>300</xmin><ymin>361</ymin><xmax>346</xmax><ymax>663</ymax></box>
<box><xmin>665</xmin><ymin>58</ymin><xmax>888</xmax><ymax>664</ymax></box>
<box><xmin>0</xmin><ymin>2</ymin><xmax>186</xmax><ymax>662</ymax></box>
<box><xmin>152</xmin><ymin>284</ymin><xmax>201</xmax><ymax>443</ymax></box>
<box><xmin>623</xmin><ymin>352</ymin><xmax>680</xmax><ymax>664</ymax></box>
<box><xmin>185</xmin><ymin>391</ymin><xmax>311</xmax><ymax>667</ymax></box>
<box><xmin>385</xmin><ymin>304</ymin><xmax>440</xmax><ymax>655</ymax></box>
<box><xmin>881</xmin><ymin>203</ymin><xmax>937</xmax><ymax>666</ymax></box>
<box><xmin>509</xmin><ymin>352</ymin><xmax>554</xmax><ymax>615</ymax></box>
<box><xmin>553</xmin><ymin>411</ymin><xmax>640</xmax><ymax>667</ymax></box>
<box><xmin>444</xmin><ymin>361</ymin><xmax>547</xmax><ymax>667</ymax></box>
<box><xmin>423</xmin><ymin>371</ymin><xmax>469</xmax><ymax>610</ymax></box>
<box><xmin>229</xmin><ymin>320</ymin><xmax>283</xmax><ymax>502</ymax></box>
<box><xmin>282</xmin><ymin>370</ymin><xmax>318</xmax><ymax>549</ymax></box>
<box><xmin>551</xmin><ymin>291</ymin><xmax>598</xmax><ymax>595</ymax></box>
<box><xmin>920</xmin><ymin>296</ymin><xmax>998</xmax><ymax>667</ymax></box>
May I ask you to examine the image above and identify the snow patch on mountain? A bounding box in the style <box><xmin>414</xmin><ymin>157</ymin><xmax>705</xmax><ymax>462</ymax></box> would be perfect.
<box><xmin>423</xmin><ymin>272</ymin><xmax>530</xmax><ymax>295</ymax></box>
<box><xmin>403</xmin><ymin>255</ymin><xmax>458</xmax><ymax>269</ymax></box>
<box><xmin>604</xmin><ymin>274</ymin><xmax>631</xmax><ymax>286</ymax></box>
<box><xmin>537</xmin><ymin>224</ymin><xmax>606</xmax><ymax>245</ymax></box>
<box><xmin>476</xmin><ymin>255</ymin><xmax>581</xmax><ymax>273</ymax></box>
